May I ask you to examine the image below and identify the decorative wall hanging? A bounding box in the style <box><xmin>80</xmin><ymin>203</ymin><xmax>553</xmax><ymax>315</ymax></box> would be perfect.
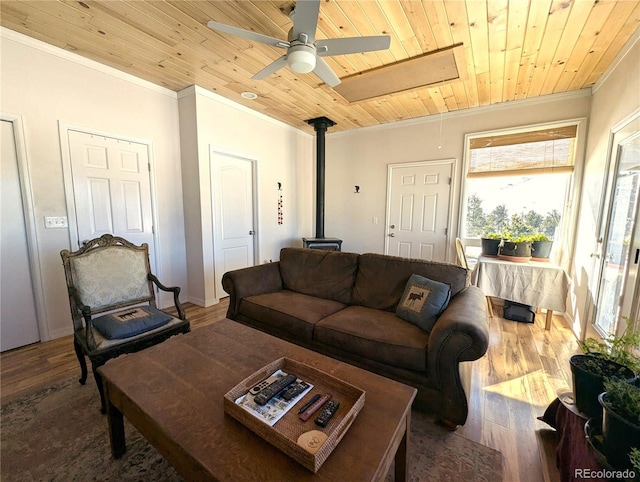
<box><xmin>277</xmin><ymin>182</ymin><xmax>283</xmax><ymax>225</ymax></box>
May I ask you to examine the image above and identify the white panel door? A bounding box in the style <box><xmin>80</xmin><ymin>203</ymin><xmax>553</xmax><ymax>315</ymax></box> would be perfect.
<box><xmin>67</xmin><ymin>130</ymin><xmax>155</xmax><ymax>266</ymax></box>
<box><xmin>1</xmin><ymin>120</ymin><xmax>40</xmax><ymax>351</ymax></box>
<box><xmin>386</xmin><ymin>162</ymin><xmax>453</xmax><ymax>261</ymax></box>
<box><xmin>211</xmin><ymin>151</ymin><xmax>256</xmax><ymax>298</ymax></box>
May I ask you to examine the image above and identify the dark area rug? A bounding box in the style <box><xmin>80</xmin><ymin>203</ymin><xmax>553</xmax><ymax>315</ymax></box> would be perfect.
<box><xmin>1</xmin><ymin>379</ymin><xmax>503</xmax><ymax>481</ymax></box>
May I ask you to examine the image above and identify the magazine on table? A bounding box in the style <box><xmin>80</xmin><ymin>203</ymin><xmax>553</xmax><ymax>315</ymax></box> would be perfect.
<box><xmin>234</xmin><ymin>369</ymin><xmax>313</xmax><ymax>427</ymax></box>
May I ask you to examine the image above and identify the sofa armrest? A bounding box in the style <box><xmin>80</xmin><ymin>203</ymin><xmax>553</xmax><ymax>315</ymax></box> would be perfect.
<box><xmin>222</xmin><ymin>262</ymin><xmax>283</xmax><ymax>319</ymax></box>
<box><xmin>427</xmin><ymin>286</ymin><xmax>490</xmax><ymax>425</ymax></box>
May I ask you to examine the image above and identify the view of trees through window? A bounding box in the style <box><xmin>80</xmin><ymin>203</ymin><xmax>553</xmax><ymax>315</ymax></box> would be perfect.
<box><xmin>466</xmin><ymin>193</ymin><xmax>560</xmax><ymax>238</ymax></box>
<box><xmin>463</xmin><ymin>173</ymin><xmax>568</xmax><ymax>239</ymax></box>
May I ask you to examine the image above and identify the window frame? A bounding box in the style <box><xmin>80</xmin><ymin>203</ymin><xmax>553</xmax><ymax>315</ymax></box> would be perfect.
<box><xmin>458</xmin><ymin>118</ymin><xmax>588</xmax><ymax>271</ymax></box>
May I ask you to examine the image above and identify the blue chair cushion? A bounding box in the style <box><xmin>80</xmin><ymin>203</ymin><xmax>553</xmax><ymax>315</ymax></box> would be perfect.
<box><xmin>92</xmin><ymin>306</ymin><xmax>172</xmax><ymax>340</ymax></box>
<box><xmin>396</xmin><ymin>274</ymin><xmax>451</xmax><ymax>333</ymax></box>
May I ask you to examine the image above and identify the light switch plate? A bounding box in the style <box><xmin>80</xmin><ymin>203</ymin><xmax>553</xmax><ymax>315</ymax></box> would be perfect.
<box><xmin>44</xmin><ymin>216</ymin><xmax>68</xmax><ymax>228</ymax></box>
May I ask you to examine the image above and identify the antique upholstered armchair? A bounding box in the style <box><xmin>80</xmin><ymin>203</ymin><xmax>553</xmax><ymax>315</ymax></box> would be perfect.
<box><xmin>60</xmin><ymin>234</ymin><xmax>190</xmax><ymax>412</ymax></box>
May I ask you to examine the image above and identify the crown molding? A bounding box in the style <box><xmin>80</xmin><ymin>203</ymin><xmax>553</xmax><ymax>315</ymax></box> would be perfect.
<box><xmin>179</xmin><ymin>85</ymin><xmax>313</xmax><ymax>138</ymax></box>
<box><xmin>0</xmin><ymin>27</ymin><xmax>177</xmax><ymax>98</ymax></box>
<box><xmin>328</xmin><ymin>88</ymin><xmax>592</xmax><ymax>138</ymax></box>
<box><xmin>592</xmin><ymin>27</ymin><xmax>640</xmax><ymax>94</ymax></box>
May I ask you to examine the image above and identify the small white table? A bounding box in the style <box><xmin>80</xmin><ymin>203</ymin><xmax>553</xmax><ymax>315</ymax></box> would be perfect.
<box><xmin>471</xmin><ymin>256</ymin><xmax>571</xmax><ymax>330</ymax></box>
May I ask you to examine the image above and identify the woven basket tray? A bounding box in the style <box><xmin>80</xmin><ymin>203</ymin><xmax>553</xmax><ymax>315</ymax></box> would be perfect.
<box><xmin>224</xmin><ymin>357</ymin><xmax>365</xmax><ymax>472</ymax></box>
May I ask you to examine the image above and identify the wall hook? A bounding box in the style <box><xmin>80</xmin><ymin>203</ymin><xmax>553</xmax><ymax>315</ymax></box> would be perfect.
<box><xmin>354</xmin><ymin>185</ymin><xmax>360</xmax><ymax>193</ymax></box>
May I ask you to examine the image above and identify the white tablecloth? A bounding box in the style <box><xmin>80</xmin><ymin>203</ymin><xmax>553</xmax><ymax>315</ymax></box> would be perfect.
<box><xmin>471</xmin><ymin>256</ymin><xmax>570</xmax><ymax>312</ymax></box>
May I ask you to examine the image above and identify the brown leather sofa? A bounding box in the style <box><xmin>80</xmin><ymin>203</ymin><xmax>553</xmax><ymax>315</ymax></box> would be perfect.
<box><xmin>222</xmin><ymin>247</ymin><xmax>490</xmax><ymax>428</ymax></box>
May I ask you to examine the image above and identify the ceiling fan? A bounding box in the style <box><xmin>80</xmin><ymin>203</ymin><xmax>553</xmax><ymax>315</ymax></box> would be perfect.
<box><xmin>206</xmin><ymin>0</ymin><xmax>391</xmax><ymax>87</ymax></box>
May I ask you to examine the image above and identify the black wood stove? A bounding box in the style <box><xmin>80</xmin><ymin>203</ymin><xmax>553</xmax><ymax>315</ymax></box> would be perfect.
<box><xmin>304</xmin><ymin>116</ymin><xmax>342</xmax><ymax>251</ymax></box>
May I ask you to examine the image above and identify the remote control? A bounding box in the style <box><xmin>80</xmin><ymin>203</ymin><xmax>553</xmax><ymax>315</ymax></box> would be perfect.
<box><xmin>249</xmin><ymin>373</ymin><xmax>283</xmax><ymax>395</ymax></box>
<box><xmin>299</xmin><ymin>393</ymin><xmax>332</xmax><ymax>422</ymax></box>
<box><xmin>253</xmin><ymin>373</ymin><xmax>297</xmax><ymax>405</ymax></box>
<box><xmin>315</xmin><ymin>400</ymin><xmax>340</xmax><ymax>427</ymax></box>
<box><xmin>281</xmin><ymin>381</ymin><xmax>310</xmax><ymax>401</ymax></box>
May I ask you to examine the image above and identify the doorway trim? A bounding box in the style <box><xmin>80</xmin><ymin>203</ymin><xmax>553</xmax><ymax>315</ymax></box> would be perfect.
<box><xmin>384</xmin><ymin>159</ymin><xmax>457</xmax><ymax>261</ymax></box>
<box><xmin>209</xmin><ymin>146</ymin><xmax>260</xmax><ymax>301</ymax></box>
<box><xmin>1</xmin><ymin>113</ymin><xmax>49</xmax><ymax>341</ymax></box>
<box><xmin>58</xmin><ymin>122</ymin><xmax>161</xmax><ymax>277</ymax></box>
<box><xmin>591</xmin><ymin>108</ymin><xmax>640</xmax><ymax>337</ymax></box>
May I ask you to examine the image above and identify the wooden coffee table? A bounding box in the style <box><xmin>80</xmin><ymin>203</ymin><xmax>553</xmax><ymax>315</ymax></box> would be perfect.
<box><xmin>99</xmin><ymin>318</ymin><xmax>416</xmax><ymax>481</ymax></box>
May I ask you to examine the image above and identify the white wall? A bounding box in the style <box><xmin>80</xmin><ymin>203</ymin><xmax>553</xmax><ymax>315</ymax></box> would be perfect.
<box><xmin>570</xmin><ymin>33</ymin><xmax>640</xmax><ymax>339</ymax></box>
<box><xmin>0</xmin><ymin>29</ymin><xmax>187</xmax><ymax>340</ymax></box>
<box><xmin>325</xmin><ymin>92</ymin><xmax>591</xmax><ymax>256</ymax></box>
<box><xmin>178</xmin><ymin>86</ymin><xmax>314</xmax><ymax>306</ymax></box>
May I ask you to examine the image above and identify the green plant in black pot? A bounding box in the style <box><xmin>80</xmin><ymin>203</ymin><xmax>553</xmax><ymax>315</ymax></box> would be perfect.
<box><xmin>579</xmin><ymin>321</ymin><xmax>640</xmax><ymax>374</ymax></box>
<box><xmin>630</xmin><ymin>447</ymin><xmax>640</xmax><ymax>473</ymax></box>
<box><xmin>570</xmin><ymin>320</ymin><xmax>639</xmax><ymax>418</ymax></box>
<box><xmin>598</xmin><ymin>380</ymin><xmax>640</xmax><ymax>470</ymax></box>
<box><xmin>531</xmin><ymin>233</ymin><xmax>553</xmax><ymax>261</ymax></box>
<box><xmin>481</xmin><ymin>232</ymin><xmax>503</xmax><ymax>257</ymax></box>
<box><xmin>499</xmin><ymin>234</ymin><xmax>533</xmax><ymax>258</ymax></box>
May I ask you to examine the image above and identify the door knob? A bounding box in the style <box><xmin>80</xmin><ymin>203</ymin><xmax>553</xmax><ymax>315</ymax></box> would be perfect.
<box><xmin>249</xmin><ymin>230</ymin><xmax>255</xmax><ymax>235</ymax></box>
<box><xmin>388</xmin><ymin>233</ymin><xmax>395</xmax><ymax>237</ymax></box>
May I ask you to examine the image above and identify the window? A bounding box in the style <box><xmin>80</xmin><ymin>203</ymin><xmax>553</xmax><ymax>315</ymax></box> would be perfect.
<box><xmin>460</xmin><ymin>121</ymin><xmax>582</xmax><ymax>262</ymax></box>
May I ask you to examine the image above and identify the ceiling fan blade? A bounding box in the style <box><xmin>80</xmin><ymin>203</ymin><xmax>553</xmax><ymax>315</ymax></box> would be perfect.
<box><xmin>313</xmin><ymin>57</ymin><xmax>341</xmax><ymax>87</ymax></box>
<box><xmin>252</xmin><ymin>55</ymin><xmax>288</xmax><ymax>80</ymax></box>
<box><xmin>316</xmin><ymin>36</ymin><xmax>391</xmax><ymax>56</ymax></box>
<box><xmin>207</xmin><ymin>21</ymin><xmax>289</xmax><ymax>49</ymax></box>
<box><xmin>291</xmin><ymin>0</ymin><xmax>321</xmax><ymax>43</ymax></box>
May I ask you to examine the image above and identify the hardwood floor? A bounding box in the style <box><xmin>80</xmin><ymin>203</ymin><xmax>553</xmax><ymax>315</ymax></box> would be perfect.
<box><xmin>1</xmin><ymin>298</ymin><xmax>578</xmax><ymax>481</ymax></box>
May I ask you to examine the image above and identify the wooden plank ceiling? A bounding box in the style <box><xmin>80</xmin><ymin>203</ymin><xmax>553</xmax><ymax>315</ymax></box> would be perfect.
<box><xmin>1</xmin><ymin>1</ymin><xmax>639</xmax><ymax>133</ymax></box>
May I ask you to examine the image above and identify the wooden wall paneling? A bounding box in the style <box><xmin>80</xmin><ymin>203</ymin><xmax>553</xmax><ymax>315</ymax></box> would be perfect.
<box><xmin>570</xmin><ymin>0</ymin><xmax>639</xmax><ymax>90</ymax></box>
<box><xmin>539</xmin><ymin>0</ymin><xmax>594</xmax><ymax>96</ymax></box>
<box><xmin>465</xmin><ymin>0</ymin><xmax>490</xmax><ymax>75</ymax></box>
<box><xmin>445</xmin><ymin>0</ymin><xmax>479</xmax><ymax>108</ymax></box>
<box><xmin>514</xmin><ymin>1</ymin><xmax>549</xmax><ymax>99</ymax></box>
<box><xmin>251</xmin><ymin>0</ymin><xmax>294</xmax><ymax>31</ymax></box>
<box><xmin>586</xmin><ymin>2</ymin><xmax>640</xmax><ymax>87</ymax></box>
<box><xmin>502</xmin><ymin>1</ymin><xmax>528</xmax><ymax>102</ymax></box>
<box><xmin>421</xmin><ymin>0</ymin><xmax>456</xmax><ymax>50</ymax></box>
<box><xmin>375</xmin><ymin>0</ymin><xmax>423</xmax><ymax>59</ymax></box>
<box><xmin>553</xmin><ymin>0</ymin><xmax>617</xmax><ymax>92</ymax></box>
<box><xmin>353</xmin><ymin>0</ymin><xmax>403</xmax><ymax>64</ymax></box>
<box><xmin>1</xmin><ymin>0</ymin><xmax>637</xmax><ymax>132</ymax></box>
<box><xmin>415</xmin><ymin>88</ymin><xmax>438</xmax><ymax>116</ymax></box>
<box><xmin>316</xmin><ymin>2</ymin><xmax>380</xmax><ymax>73</ymax></box>
<box><xmin>526</xmin><ymin>0</ymin><xmax>574</xmax><ymax>98</ymax></box>
<box><xmin>126</xmin><ymin>1</ymin><xmax>208</xmax><ymax>47</ymax></box>
<box><xmin>450</xmin><ymin>80</ymin><xmax>469</xmax><ymax>110</ymax></box>
<box><xmin>399</xmin><ymin>0</ymin><xmax>438</xmax><ymax>53</ymax></box>
<box><xmin>22</xmin><ymin>1</ymin><xmax>188</xmax><ymax>91</ymax></box>
<box><xmin>487</xmin><ymin>0</ymin><xmax>509</xmax><ymax>104</ymax></box>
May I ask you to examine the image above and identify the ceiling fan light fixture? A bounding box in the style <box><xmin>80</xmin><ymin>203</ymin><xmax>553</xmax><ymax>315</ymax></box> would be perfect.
<box><xmin>287</xmin><ymin>46</ymin><xmax>316</xmax><ymax>74</ymax></box>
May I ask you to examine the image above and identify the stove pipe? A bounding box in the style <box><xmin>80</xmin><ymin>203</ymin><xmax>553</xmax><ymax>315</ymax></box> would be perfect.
<box><xmin>305</xmin><ymin>116</ymin><xmax>336</xmax><ymax>238</ymax></box>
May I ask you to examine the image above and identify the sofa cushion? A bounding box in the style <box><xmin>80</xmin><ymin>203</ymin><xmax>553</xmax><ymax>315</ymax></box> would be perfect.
<box><xmin>352</xmin><ymin>253</ymin><xmax>466</xmax><ymax>311</ymax></box>
<box><xmin>279</xmin><ymin>248</ymin><xmax>359</xmax><ymax>304</ymax></box>
<box><xmin>396</xmin><ymin>274</ymin><xmax>451</xmax><ymax>332</ymax></box>
<box><xmin>239</xmin><ymin>290</ymin><xmax>347</xmax><ymax>342</ymax></box>
<box><xmin>314</xmin><ymin>306</ymin><xmax>429</xmax><ymax>371</ymax></box>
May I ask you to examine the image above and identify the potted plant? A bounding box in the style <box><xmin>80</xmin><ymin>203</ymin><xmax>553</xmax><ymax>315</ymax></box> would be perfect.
<box><xmin>531</xmin><ymin>233</ymin><xmax>553</xmax><ymax>261</ymax></box>
<box><xmin>630</xmin><ymin>447</ymin><xmax>640</xmax><ymax>474</ymax></box>
<box><xmin>481</xmin><ymin>232</ymin><xmax>503</xmax><ymax>257</ymax></box>
<box><xmin>570</xmin><ymin>321</ymin><xmax>640</xmax><ymax>418</ymax></box>
<box><xmin>499</xmin><ymin>234</ymin><xmax>533</xmax><ymax>258</ymax></box>
<box><xmin>598</xmin><ymin>379</ymin><xmax>640</xmax><ymax>470</ymax></box>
